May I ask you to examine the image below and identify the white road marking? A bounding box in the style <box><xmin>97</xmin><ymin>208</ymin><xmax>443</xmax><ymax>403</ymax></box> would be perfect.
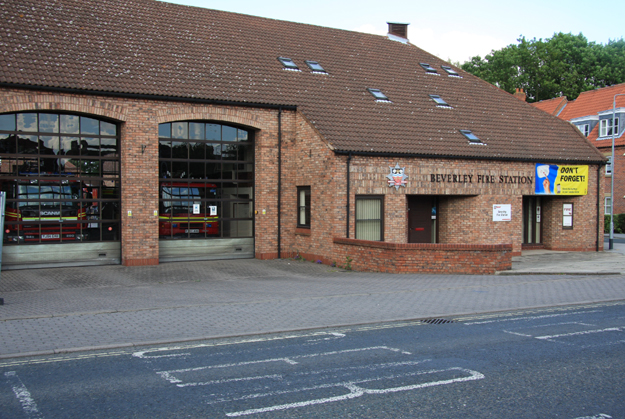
<box><xmin>204</xmin><ymin>360</ymin><xmax>434</xmax><ymax>405</ymax></box>
<box><xmin>573</xmin><ymin>414</ymin><xmax>612</xmax><ymax>419</ymax></box>
<box><xmin>224</xmin><ymin>367</ymin><xmax>485</xmax><ymax>417</ymax></box>
<box><xmin>503</xmin><ymin>321</ymin><xmax>598</xmax><ymax>337</ymax></box>
<box><xmin>158</xmin><ymin>358</ymin><xmax>298</xmax><ymax>385</ymax></box>
<box><xmin>132</xmin><ymin>330</ymin><xmax>346</xmax><ymax>359</ymax></box>
<box><xmin>4</xmin><ymin>371</ymin><xmax>44</xmax><ymax>419</ymax></box>
<box><xmin>157</xmin><ymin>346</ymin><xmax>412</xmax><ymax>385</ymax></box>
<box><xmin>463</xmin><ymin>311</ymin><xmax>601</xmax><ymax>325</ymax></box>
<box><xmin>305</xmin><ymin>332</ymin><xmax>346</xmax><ymax>343</ymax></box>
<box><xmin>177</xmin><ymin>374</ymin><xmax>284</xmax><ymax>388</ymax></box>
<box><xmin>536</xmin><ymin>327</ymin><xmax>623</xmax><ymax>341</ymax></box>
<box><xmin>503</xmin><ymin>331</ymin><xmax>533</xmax><ymax>337</ymax></box>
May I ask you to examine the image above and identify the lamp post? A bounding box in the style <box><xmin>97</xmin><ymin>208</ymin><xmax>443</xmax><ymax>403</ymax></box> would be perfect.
<box><xmin>610</xmin><ymin>94</ymin><xmax>625</xmax><ymax>250</ymax></box>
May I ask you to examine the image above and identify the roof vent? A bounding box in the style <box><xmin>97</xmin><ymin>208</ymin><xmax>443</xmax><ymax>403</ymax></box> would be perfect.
<box><xmin>387</xmin><ymin>22</ymin><xmax>409</xmax><ymax>43</ymax></box>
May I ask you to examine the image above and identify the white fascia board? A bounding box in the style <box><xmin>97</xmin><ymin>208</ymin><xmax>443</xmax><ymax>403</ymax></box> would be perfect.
<box><xmin>598</xmin><ymin>107</ymin><xmax>625</xmax><ymax>117</ymax></box>
<box><xmin>569</xmin><ymin>115</ymin><xmax>598</xmax><ymax>123</ymax></box>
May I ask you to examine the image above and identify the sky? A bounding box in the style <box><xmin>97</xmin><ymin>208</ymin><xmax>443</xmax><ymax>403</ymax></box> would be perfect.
<box><xmin>160</xmin><ymin>0</ymin><xmax>624</xmax><ymax>64</ymax></box>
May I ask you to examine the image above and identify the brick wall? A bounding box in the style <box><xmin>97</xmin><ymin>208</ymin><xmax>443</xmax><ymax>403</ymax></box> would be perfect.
<box><xmin>332</xmin><ymin>238</ymin><xmax>512</xmax><ymax>274</ymax></box>
<box><xmin>1</xmin><ymin>86</ymin><xmax>604</xmax><ymax>272</ymax></box>
<box><xmin>1</xmin><ymin>87</ymin><xmax>282</xmax><ymax>266</ymax></box>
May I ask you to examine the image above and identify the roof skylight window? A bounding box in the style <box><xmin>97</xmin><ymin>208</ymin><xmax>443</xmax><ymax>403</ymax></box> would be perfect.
<box><xmin>459</xmin><ymin>129</ymin><xmax>483</xmax><ymax>144</ymax></box>
<box><xmin>441</xmin><ymin>65</ymin><xmax>461</xmax><ymax>77</ymax></box>
<box><xmin>420</xmin><ymin>63</ymin><xmax>438</xmax><ymax>74</ymax></box>
<box><xmin>305</xmin><ymin>60</ymin><xmax>326</xmax><ymax>73</ymax></box>
<box><xmin>429</xmin><ymin>94</ymin><xmax>450</xmax><ymax>107</ymax></box>
<box><xmin>278</xmin><ymin>57</ymin><xmax>300</xmax><ymax>71</ymax></box>
<box><xmin>367</xmin><ymin>88</ymin><xmax>390</xmax><ymax>102</ymax></box>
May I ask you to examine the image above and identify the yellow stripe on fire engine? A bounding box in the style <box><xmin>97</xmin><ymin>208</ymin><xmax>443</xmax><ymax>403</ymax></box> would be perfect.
<box><xmin>159</xmin><ymin>216</ymin><xmax>219</xmax><ymax>221</ymax></box>
<box><xmin>23</xmin><ymin>217</ymin><xmax>80</xmax><ymax>221</ymax></box>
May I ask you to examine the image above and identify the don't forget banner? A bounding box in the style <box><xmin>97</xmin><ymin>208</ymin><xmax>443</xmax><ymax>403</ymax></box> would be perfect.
<box><xmin>535</xmin><ymin>164</ymin><xmax>588</xmax><ymax>195</ymax></box>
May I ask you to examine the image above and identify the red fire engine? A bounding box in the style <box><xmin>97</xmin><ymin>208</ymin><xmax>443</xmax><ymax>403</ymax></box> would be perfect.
<box><xmin>159</xmin><ymin>182</ymin><xmax>219</xmax><ymax>237</ymax></box>
<box><xmin>3</xmin><ymin>179</ymin><xmax>87</xmax><ymax>243</ymax></box>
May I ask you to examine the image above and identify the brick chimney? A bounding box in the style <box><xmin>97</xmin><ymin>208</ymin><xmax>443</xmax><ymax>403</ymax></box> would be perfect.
<box><xmin>387</xmin><ymin>22</ymin><xmax>409</xmax><ymax>41</ymax></box>
<box><xmin>514</xmin><ymin>88</ymin><xmax>527</xmax><ymax>101</ymax></box>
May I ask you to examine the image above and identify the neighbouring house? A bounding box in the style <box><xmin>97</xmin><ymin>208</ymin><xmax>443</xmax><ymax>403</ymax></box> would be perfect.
<box><xmin>532</xmin><ymin>84</ymin><xmax>625</xmax><ymax>216</ymax></box>
<box><xmin>0</xmin><ymin>0</ymin><xmax>606</xmax><ymax>273</ymax></box>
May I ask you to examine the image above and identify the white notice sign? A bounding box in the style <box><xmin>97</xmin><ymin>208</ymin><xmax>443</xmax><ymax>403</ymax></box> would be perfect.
<box><xmin>193</xmin><ymin>203</ymin><xmax>201</xmax><ymax>214</ymax></box>
<box><xmin>493</xmin><ymin>204</ymin><xmax>512</xmax><ymax>222</ymax></box>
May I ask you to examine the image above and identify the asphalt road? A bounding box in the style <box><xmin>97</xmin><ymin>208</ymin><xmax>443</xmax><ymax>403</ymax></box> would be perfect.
<box><xmin>1</xmin><ymin>302</ymin><xmax>624</xmax><ymax>419</ymax></box>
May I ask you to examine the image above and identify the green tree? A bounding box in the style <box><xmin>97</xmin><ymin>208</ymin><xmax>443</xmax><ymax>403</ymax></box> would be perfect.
<box><xmin>461</xmin><ymin>33</ymin><xmax>625</xmax><ymax>102</ymax></box>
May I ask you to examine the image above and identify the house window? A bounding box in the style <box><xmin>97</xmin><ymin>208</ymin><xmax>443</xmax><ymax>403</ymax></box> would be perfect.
<box><xmin>605</xmin><ymin>196</ymin><xmax>612</xmax><ymax>215</ymax></box>
<box><xmin>459</xmin><ymin>129</ymin><xmax>483</xmax><ymax>144</ymax></box>
<box><xmin>356</xmin><ymin>196</ymin><xmax>383</xmax><ymax>241</ymax></box>
<box><xmin>577</xmin><ymin>124</ymin><xmax>590</xmax><ymax>136</ymax></box>
<box><xmin>277</xmin><ymin>57</ymin><xmax>299</xmax><ymax>71</ymax></box>
<box><xmin>305</xmin><ymin>60</ymin><xmax>326</xmax><ymax>73</ymax></box>
<box><xmin>599</xmin><ymin>118</ymin><xmax>619</xmax><ymax>137</ymax></box>
<box><xmin>367</xmin><ymin>88</ymin><xmax>390</xmax><ymax>102</ymax></box>
<box><xmin>419</xmin><ymin>63</ymin><xmax>438</xmax><ymax>74</ymax></box>
<box><xmin>441</xmin><ymin>65</ymin><xmax>461</xmax><ymax>77</ymax></box>
<box><xmin>429</xmin><ymin>94</ymin><xmax>450</xmax><ymax>107</ymax></box>
<box><xmin>297</xmin><ymin>186</ymin><xmax>311</xmax><ymax>228</ymax></box>
<box><xmin>606</xmin><ymin>155</ymin><xmax>613</xmax><ymax>176</ymax></box>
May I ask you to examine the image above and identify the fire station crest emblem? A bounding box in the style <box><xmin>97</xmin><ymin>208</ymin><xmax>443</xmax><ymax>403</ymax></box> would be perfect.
<box><xmin>387</xmin><ymin>163</ymin><xmax>408</xmax><ymax>189</ymax></box>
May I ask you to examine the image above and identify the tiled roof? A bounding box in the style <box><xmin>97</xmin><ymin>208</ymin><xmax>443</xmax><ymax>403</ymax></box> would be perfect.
<box><xmin>558</xmin><ymin>83</ymin><xmax>625</xmax><ymax>121</ymax></box>
<box><xmin>0</xmin><ymin>0</ymin><xmax>604</xmax><ymax>163</ymax></box>
<box><xmin>531</xmin><ymin>97</ymin><xmax>568</xmax><ymax>116</ymax></box>
<box><xmin>535</xmin><ymin>84</ymin><xmax>625</xmax><ymax>146</ymax></box>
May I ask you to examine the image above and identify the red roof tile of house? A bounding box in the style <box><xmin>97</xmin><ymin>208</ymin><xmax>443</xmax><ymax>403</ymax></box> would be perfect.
<box><xmin>559</xmin><ymin>83</ymin><xmax>625</xmax><ymax>121</ymax></box>
<box><xmin>0</xmin><ymin>0</ymin><xmax>604</xmax><ymax>163</ymax></box>
<box><xmin>531</xmin><ymin>97</ymin><xmax>568</xmax><ymax>116</ymax></box>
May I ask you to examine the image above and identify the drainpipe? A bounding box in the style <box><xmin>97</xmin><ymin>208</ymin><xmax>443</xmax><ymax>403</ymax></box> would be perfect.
<box><xmin>346</xmin><ymin>152</ymin><xmax>351</xmax><ymax>238</ymax></box>
<box><xmin>277</xmin><ymin>107</ymin><xmax>282</xmax><ymax>258</ymax></box>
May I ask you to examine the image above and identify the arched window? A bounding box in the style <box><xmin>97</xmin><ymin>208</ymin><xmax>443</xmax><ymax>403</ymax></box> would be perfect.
<box><xmin>0</xmin><ymin>112</ymin><xmax>121</xmax><ymax>244</ymax></box>
<box><xmin>158</xmin><ymin>122</ymin><xmax>254</xmax><ymax>239</ymax></box>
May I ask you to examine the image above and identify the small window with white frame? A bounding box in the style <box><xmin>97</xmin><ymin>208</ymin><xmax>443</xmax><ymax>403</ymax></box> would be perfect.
<box><xmin>599</xmin><ymin>118</ymin><xmax>619</xmax><ymax>137</ymax></box>
<box><xmin>576</xmin><ymin>124</ymin><xmax>590</xmax><ymax>136</ymax></box>
<box><xmin>606</xmin><ymin>155</ymin><xmax>613</xmax><ymax>176</ymax></box>
<box><xmin>605</xmin><ymin>196</ymin><xmax>612</xmax><ymax>215</ymax></box>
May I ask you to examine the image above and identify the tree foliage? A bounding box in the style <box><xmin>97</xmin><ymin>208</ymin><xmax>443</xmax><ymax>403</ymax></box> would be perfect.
<box><xmin>461</xmin><ymin>33</ymin><xmax>625</xmax><ymax>102</ymax></box>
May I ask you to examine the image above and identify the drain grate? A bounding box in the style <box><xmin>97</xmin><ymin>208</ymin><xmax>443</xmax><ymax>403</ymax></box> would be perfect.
<box><xmin>420</xmin><ymin>318</ymin><xmax>455</xmax><ymax>325</ymax></box>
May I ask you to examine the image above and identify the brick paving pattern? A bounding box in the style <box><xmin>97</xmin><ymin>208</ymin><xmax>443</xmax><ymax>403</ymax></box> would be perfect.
<box><xmin>1</xmin><ymin>240</ymin><xmax>624</xmax><ymax>358</ymax></box>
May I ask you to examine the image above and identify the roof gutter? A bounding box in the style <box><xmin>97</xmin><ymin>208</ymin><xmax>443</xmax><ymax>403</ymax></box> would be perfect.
<box><xmin>333</xmin><ymin>149</ymin><xmax>606</xmax><ymax>165</ymax></box>
<box><xmin>0</xmin><ymin>83</ymin><xmax>298</xmax><ymax>111</ymax></box>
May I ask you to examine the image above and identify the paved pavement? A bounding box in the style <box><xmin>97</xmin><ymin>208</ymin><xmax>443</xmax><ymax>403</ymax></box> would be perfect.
<box><xmin>0</xmin><ymin>235</ymin><xmax>624</xmax><ymax>359</ymax></box>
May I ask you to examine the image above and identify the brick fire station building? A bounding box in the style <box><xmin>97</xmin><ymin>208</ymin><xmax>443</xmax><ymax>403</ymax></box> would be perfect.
<box><xmin>0</xmin><ymin>0</ymin><xmax>606</xmax><ymax>273</ymax></box>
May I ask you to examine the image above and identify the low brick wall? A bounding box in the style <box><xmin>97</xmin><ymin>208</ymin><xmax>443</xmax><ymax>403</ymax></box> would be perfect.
<box><xmin>332</xmin><ymin>238</ymin><xmax>512</xmax><ymax>274</ymax></box>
